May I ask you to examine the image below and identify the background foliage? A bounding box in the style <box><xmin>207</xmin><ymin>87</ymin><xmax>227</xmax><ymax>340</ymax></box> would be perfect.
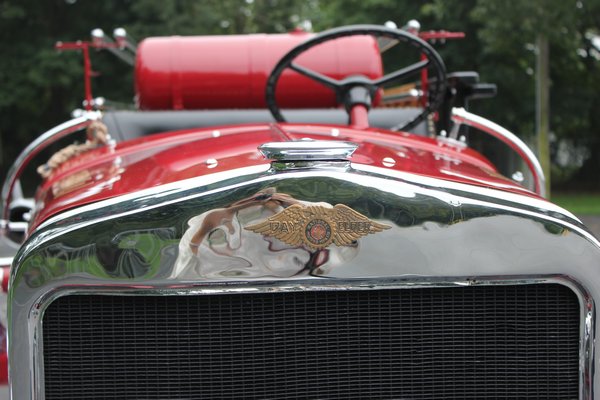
<box><xmin>1</xmin><ymin>0</ymin><xmax>599</xmax><ymax>192</ymax></box>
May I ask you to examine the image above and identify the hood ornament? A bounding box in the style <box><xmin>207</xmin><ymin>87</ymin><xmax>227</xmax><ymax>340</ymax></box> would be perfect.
<box><xmin>245</xmin><ymin>203</ymin><xmax>391</xmax><ymax>250</ymax></box>
<box><xmin>258</xmin><ymin>140</ymin><xmax>358</xmax><ymax>162</ymax></box>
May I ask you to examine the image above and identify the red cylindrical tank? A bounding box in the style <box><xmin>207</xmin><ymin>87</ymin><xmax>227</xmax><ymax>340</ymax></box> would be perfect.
<box><xmin>135</xmin><ymin>31</ymin><xmax>383</xmax><ymax>110</ymax></box>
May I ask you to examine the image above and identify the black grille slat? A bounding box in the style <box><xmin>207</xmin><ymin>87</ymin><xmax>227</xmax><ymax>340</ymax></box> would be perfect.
<box><xmin>42</xmin><ymin>284</ymin><xmax>580</xmax><ymax>399</ymax></box>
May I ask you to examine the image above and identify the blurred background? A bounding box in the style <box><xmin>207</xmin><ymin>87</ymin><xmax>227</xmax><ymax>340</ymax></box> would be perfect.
<box><xmin>0</xmin><ymin>0</ymin><xmax>599</xmax><ymax>218</ymax></box>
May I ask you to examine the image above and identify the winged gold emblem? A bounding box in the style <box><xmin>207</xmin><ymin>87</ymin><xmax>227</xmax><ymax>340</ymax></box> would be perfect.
<box><xmin>245</xmin><ymin>204</ymin><xmax>391</xmax><ymax>250</ymax></box>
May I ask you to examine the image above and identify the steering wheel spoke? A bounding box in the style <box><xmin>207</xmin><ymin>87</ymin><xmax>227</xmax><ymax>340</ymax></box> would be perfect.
<box><xmin>290</xmin><ymin>63</ymin><xmax>341</xmax><ymax>90</ymax></box>
<box><xmin>373</xmin><ymin>59</ymin><xmax>430</xmax><ymax>87</ymax></box>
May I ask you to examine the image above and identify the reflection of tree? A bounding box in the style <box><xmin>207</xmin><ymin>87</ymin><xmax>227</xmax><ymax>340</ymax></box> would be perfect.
<box><xmin>274</xmin><ymin>177</ymin><xmax>457</xmax><ymax>227</ymax></box>
<box><xmin>111</xmin><ymin>228</ymin><xmax>178</xmax><ymax>278</ymax></box>
<box><xmin>22</xmin><ymin>243</ymin><xmax>104</xmax><ymax>289</ymax></box>
<box><xmin>273</xmin><ymin>176</ymin><xmax>576</xmax><ymax>234</ymax></box>
<box><xmin>20</xmin><ymin>228</ymin><xmax>178</xmax><ymax>288</ymax></box>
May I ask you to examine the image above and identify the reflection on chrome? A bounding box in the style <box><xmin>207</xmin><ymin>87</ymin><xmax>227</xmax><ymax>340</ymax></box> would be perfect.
<box><xmin>174</xmin><ymin>189</ymin><xmax>359</xmax><ymax>278</ymax></box>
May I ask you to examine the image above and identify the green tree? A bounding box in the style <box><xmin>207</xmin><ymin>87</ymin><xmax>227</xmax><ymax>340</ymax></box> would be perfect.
<box><xmin>434</xmin><ymin>0</ymin><xmax>600</xmax><ymax>191</ymax></box>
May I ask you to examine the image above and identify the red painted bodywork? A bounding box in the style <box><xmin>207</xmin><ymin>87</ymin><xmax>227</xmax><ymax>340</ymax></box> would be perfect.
<box><xmin>31</xmin><ymin>123</ymin><xmax>534</xmax><ymax>231</ymax></box>
<box><xmin>135</xmin><ymin>33</ymin><xmax>383</xmax><ymax>110</ymax></box>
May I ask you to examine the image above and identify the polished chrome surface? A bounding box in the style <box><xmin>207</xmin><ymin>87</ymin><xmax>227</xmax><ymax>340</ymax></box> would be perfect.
<box><xmin>0</xmin><ymin>111</ymin><xmax>102</xmax><ymax>224</ymax></box>
<box><xmin>451</xmin><ymin>107</ymin><xmax>546</xmax><ymax>197</ymax></box>
<box><xmin>35</xmin><ymin>164</ymin><xmax>270</xmax><ymax>232</ymax></box>
<box><xmin>258</xmin><ymin>140</ymin><xmax>358</xmax><ymax>161</ymax></box>
<box><xmin>353</xmin><ymin>163</ymin><xmax>579</xmax><ymax>223</ymax></box>
<box><xmin>8</xmin><ymin>163</ymin><xmax>600</xmax><ymax>399</ymax></box>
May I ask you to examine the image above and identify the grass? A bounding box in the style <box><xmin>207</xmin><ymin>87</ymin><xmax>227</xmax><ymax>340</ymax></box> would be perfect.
<box><xmin>551</xmin><ymin>193</ymin><xmax>600</xmax><ymax>215</ymax></box>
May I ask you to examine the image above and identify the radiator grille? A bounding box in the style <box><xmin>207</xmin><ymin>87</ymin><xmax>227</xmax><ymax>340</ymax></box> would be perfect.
<box><xmin>42</xmin><ymin>284</ymin><xmax>580</xmax><ymax>399</ymax></box>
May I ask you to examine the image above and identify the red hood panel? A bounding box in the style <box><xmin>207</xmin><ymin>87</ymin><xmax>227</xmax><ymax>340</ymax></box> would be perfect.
<box><xmin>32</xmin><ymin>123</ymin><xmax>532</xmax><ymax>229</ymax></box>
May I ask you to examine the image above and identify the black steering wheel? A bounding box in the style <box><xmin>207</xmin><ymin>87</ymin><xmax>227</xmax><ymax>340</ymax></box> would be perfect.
<box><xmin>265</xmin><ymin>24</ymin><xmax>447</xmax><ymax>132</ymax></box>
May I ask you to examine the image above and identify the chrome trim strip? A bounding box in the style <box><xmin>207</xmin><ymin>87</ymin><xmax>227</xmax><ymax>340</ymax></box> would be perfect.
<box><xmin>28</xmin><ymin>276</ymin><xmax>593</xmax><ymax>400</ymax></box>
<box><xmin>1</xmin><ymin>111</ymin><xmax>102</xmax><ymax>223</ymax></box>
<box><xmin>466</xmin><ymin>196</ymin><xmax>599</xmax><ymax>246</ymax></box>
<box><xmin>352</xmin><ymin>163</ymin><xmax>578</xmax><ymax>222</ymax></box>
<box><xmin>34</xmin><ymin>164</ymin><xmax>271</xmax><ymax>233</ymax></box>
<box><xmin>451</xmin><ymin>107</ymin><xmax>546</xmax><ymax>197</ymax></box>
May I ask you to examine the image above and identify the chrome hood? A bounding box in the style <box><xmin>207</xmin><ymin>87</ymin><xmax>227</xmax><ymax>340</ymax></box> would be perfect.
<box><xmin>8</xmin><ymin>160</ymin><xmax>600</xmax><ymax>398</ymax></box>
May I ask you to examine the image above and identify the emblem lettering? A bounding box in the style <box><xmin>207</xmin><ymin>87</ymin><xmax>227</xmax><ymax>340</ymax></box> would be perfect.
<box><xmin>270</xmin><ymin>221</ymin><xmax>298</xmax><ymax>233</ymax></box>
<box><xmin>337</xmin><ymin>221</ymin><xmax>371</xmax><ymax>233</ymax></box>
